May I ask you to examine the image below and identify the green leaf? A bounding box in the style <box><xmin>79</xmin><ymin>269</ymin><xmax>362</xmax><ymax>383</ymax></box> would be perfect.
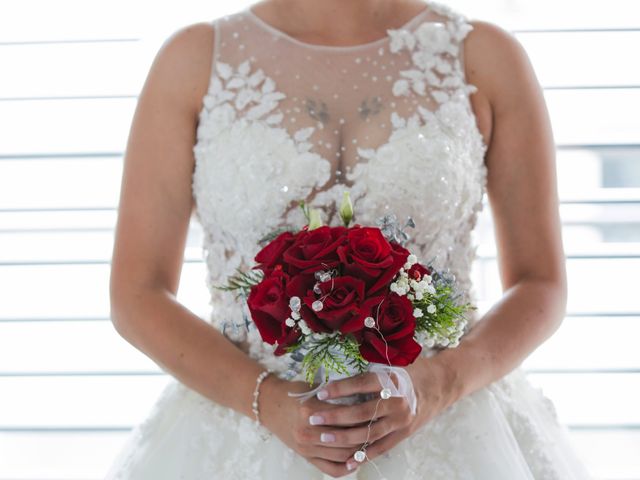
<box><xmin>257</xmin><ymin>225</ymin><xmax>297</xmax><ymax>245</ymax></box>
<box><xmin>412</xmin><ymin>272</ymin><xmax>476</xmax><ymax>342</ymax></box>
<box><xmin>299</xmin><ymin>334</ymin><xmax>369</xmax><ymax>386</ymax></box>
<box><xmin>212</xmin><ymin>266</ymin><xmax>264</xmax><ymax>297</ymax></box>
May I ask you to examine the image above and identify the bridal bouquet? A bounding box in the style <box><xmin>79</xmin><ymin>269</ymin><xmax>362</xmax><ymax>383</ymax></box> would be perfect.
<box><xmin>215</xmin><ymin>192</ymin><xmax>475</xmax><ymax>391</ymax></box>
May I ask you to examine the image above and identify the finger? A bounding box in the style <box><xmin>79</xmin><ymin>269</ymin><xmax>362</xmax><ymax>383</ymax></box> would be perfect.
<box><xmin>308</xmin><ymin>456</ymin><xmax>358</xmax><ymax>477</ymax></box>
<box><xmin>313</xmin><ymin>417</ymin><xmax>397</xmax><ymax>447</ymax></box>
<box><xmin>309</xmin><ymin>444</ymin><xmax>358</xmax><ymax>463</ymax></box>
<box><xmin>311</xmin><ymin>396</ymin><xmax>404</xmax><ymax>427</ymax></box>
<box><xmin>319</xmin><ymin>371</ymin><xmax>399</xmax><ymax>400</ymax></box>
<box><xmin>357</xmin><ymin>426</ymin><xmax>408</xmax><ymax>464</ymax></box>
<box><xmin>304</xmin><ymin>425</ymin><xmax>363</xmax><ymax>448</ymax></box>
<box><xmin>296</xmin><ymin>424</ymin><xmax>364</xmax><ymax>449</ymax></box>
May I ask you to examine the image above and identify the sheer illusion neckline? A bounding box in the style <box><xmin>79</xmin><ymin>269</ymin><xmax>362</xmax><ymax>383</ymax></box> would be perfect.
<box><xmin>243</xmin><ymin>2</ymin><xmax>433</xmax><ymax>52</ymax></box>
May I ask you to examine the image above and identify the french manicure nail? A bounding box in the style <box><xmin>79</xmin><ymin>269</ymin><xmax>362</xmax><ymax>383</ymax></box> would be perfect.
<box><xmin>320</xmin><ymin>432</ymin><xmax>335</xmax><ymax>443</ymax></box>
<box><xmin>309</xmin><ymin>415</ymin><xmax>325</xmax><ymax>425</ymax></box>
<box><xmin>346</xmin><ymin>460</ymin><xmax>357</xmax><ymax>471</ymax></box>
<box><xmin>316</xmin><ymin>389</ymin><xmax>329</xmax><ymax>400</ymax></box>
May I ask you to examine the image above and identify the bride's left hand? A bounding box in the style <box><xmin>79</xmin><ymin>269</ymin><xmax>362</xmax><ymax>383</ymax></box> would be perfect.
<box><xmin>306</xmin><ymin>356</ymin><xmax>456</xmax><ymax>472</ymax></box>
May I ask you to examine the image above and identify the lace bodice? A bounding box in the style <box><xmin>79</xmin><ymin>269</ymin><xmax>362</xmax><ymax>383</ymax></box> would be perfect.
<box><xmin>191</xmin><ymin>1</ymin><xmax>489</xmax><ymax>380</ymax></box>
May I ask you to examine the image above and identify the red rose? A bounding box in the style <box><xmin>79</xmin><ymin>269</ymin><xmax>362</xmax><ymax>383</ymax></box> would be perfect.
<box><xmin>354</xmin><ymin>292</ymin><xmax>421</xmax><ymax>366</ymax></box>
<box><xmin>407</xmin><ymin>262</ymin><xmax>431</xmax><ymax>281</ymax></box>
<box><xmin>253</xmin><ymin>230</ymin><xmax>297</xmax><ymax>275</ymax></box>
<box><xmin>282</xmin><ymin>225</ymin><xmax>348</xmax><ymax>275</ymax></box>
<box><xmin>285</xmin><ymin>273</ymin><xmax>332</xmax><ymax>334</ymax></box>
<box><xmin>247</xmin><ymin>269</ymin><xmax>300</xmax><ymax>355</ymax></box>
<box><xmin>304</xmin><ymin>275</ymin><xmax>367</xmax><ymax>333</ymax></box>
<box><xmin>337</xmin><ymin>226</ymin><xmax>410</xmax><ymax>295</ymax></box>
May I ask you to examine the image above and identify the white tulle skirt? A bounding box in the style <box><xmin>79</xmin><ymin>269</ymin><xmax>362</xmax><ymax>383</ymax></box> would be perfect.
<box><xmin>104</xmin><ymin>366</ymin><xmax>593</xmax><ymax>479</ymax></box>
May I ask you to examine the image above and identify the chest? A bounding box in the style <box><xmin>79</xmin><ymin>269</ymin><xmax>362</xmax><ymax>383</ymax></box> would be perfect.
<box><xmin>191</xmin><ymin>13</ymin><xmax>489</xmax><ymax>263</ymax></box>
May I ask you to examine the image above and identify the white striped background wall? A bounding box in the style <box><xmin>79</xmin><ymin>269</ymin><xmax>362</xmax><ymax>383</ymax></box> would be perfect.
<box><xmin>0</xmin><ymin>0</ymin><xmax>639</xmax><ymax>478</ymax></box>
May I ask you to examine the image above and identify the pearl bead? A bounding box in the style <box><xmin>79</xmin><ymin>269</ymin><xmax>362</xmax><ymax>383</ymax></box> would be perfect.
<box><xmin>353</xmin><ymin>450</ymin><xmax>366</xmax><ymax>462</ymax></box>
<box><xmin>312</xmin><ymin>300</ymin><xmax>323</xmax><ymax>311</ymax></box>
<box><xmin>191</xmin><ymin>15</ymin><xmax>488</xmax><ymax>420</ymax></box>
<box><xmin>380</xmin><ymin>388</ymin><xmax>392</xmax><ymax>399</ymax></box>
<box><xmin>289</xmin><ymin>296</ymin><xmax>301</xmax><ymax>311</ymax></box>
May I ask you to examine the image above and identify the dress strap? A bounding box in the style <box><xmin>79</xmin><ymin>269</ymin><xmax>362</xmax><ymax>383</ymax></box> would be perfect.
<box><xmin>208</xmin><ymin>17</ymin><xmax>222</xmax><ymax>83</ymax></box>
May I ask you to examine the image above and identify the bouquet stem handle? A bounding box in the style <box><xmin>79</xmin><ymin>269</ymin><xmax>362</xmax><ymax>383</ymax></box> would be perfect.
<box><xmin>287</xmin><ymin>363</ymin><xmax>417</xmax><ymax>415</ymax></box>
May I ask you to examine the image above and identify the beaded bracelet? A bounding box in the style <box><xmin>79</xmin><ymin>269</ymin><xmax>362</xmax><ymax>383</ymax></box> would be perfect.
<box><xmin>252</xmin><ymin>369</ymin><xmax>274</xmax><ymax>441</ymax></box>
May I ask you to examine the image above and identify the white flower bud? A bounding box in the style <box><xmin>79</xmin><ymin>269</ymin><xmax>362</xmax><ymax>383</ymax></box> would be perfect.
<box><xmin>427</xmin><ymin>304</ymin><xmax>436</xmax><ymax>314</ymax></box>
<box><xmin>308</xmin><ymin>208</ymin><xmax>323</xmax><ymax>230</ymax></box>
<box><xmin>339</xmin><ymin>191</ymin><xmax>354</xmax><ymax>227</ymax></box>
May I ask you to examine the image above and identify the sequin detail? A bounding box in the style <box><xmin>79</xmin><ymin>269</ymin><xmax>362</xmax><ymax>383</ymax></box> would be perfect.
<box><xmin>192</xmin><ymin>1</ymin><xmax>488</xmax><ymax>372</ymax></box>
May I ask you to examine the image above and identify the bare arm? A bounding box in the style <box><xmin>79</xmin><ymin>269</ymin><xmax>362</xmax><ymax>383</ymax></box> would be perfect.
<box><xmin>109</xmin><ymin>22</ymin><xmax>280</xmax><ymax>420</ymax></box>
<box><xmin>431</xmin><ymin>20</ymin><xmax>568</xmax><ymax>404</ymax></box>
<box><xmin>108</xmin><ymin>22</ymin><xmax>420</xmax><ymax>477</ymax></box>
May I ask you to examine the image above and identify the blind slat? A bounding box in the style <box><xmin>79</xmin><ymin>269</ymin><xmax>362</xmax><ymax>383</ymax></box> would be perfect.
<box><xmin>1</xmin><ymin>2</ymin><xmax>638</xmax><ymax>478</ymax></box>
<box><xmin>1</xmin><ymin>316</ymin><xmax>638</xmax><ymax>374</ymax></box>
<box><xmin>1</xmin><ymin>429</ymin><xmax>636</xmax><ymax>479</ymax></box>
<box><xmin>0</xmin><ymin>373</ymin><xmax>637</xmax><ymax>428</ymax></box>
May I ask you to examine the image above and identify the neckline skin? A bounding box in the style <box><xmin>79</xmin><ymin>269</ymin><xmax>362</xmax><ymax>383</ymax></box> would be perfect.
<box><xmin>243</xmin><ymin>2</ymin><xmax>433</xmax><ymax>52</ymax></box>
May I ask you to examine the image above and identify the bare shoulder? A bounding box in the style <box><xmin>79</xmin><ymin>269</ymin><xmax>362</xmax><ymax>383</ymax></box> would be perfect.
<box><xmin>461</xmin><ymin>19</ymin><xmax>542</xmax><ymax>149</ymax></box>
<box><xmin>464</xmin><ymin>19</ymin><xmax>540</xmax><ymax>106</ymax></box>
<box><xmin>142</xmin><ymin>20</ymin><xmax>217</xmax><ymax>119</ymax></box>
<box><xmin>110</xmin><ymin>20</ymin><xmax>220</xmax><ymax>306</ymax></box>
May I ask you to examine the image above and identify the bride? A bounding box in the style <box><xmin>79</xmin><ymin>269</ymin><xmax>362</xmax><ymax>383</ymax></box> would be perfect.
<box><xmin>107</xmin><ymin>0</ymin><xmax>592</xmax><ymax>478</ymax></box>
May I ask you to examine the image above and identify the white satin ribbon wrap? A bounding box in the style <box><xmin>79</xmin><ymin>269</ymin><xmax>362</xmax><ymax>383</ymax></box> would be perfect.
<box><xmin>287</xmin><ymin>363</ymin><xmax>417</xmax><ymax>416</ymax></box>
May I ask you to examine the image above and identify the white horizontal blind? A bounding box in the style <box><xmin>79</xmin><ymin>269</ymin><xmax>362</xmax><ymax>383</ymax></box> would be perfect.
<box><xmin>0</xmin><ymin>1</ymin><xmax>639</xmax><ymax>478</ymax></box>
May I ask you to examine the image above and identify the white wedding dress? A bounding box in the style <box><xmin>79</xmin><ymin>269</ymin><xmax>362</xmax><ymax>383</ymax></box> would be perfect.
<box><xmin>105</xmin><ymin>2</ymin><xmax>593</xmax><ymax>478</ymax></box>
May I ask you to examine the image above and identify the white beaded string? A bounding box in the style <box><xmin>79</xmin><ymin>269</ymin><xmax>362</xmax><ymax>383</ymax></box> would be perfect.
<box><xmin>311</xmin><ymin>262</ymin><xmax>337</xmax><ymax>312</ymax></box>
<box><xmin>303</xmin><ymin>261</ymin><xmax>399</xmax><ymax>478</ymax></box>
<box><xmin>349</xmin><ymin>296</ymin><xmax>393</xmax><ymax>479</ymax></box>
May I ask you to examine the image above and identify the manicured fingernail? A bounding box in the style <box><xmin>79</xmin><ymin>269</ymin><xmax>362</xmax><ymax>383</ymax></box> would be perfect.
<box><xmin>320</xmin><ymin>432</ymin><xmax>335</xmax><ymax>443</ymax></box>
<box><xmin>309</xmin><ymin>415</ymin><xmax>325</xmax><ymax>425</ymax></box>
<box><xmin>346</xmin><ymin>460</ymin><xmax>357</xmax><ymax>471</ymax></box>
<box><xmin>316</xmin><ymin>389</ymin><xmax>329</xmax><ymax>400</ymax></box>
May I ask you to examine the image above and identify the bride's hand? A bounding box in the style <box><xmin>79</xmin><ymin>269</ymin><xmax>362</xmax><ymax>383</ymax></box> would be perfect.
<box><xmin>302</xmin><ymin>357</ymin><xmax>456</xmax><ymax>471</ymax></box>
<box><xmin>259</xmin><ymin>374</ymin><xmax>365</xmax><ymax>478</ymax></box>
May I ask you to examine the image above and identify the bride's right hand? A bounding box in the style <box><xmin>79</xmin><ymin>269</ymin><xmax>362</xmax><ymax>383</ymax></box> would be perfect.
<box><xmin>259</xmin><ymin>374</ymin><xmax>360</xmax><ymax>478</ymax></box>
